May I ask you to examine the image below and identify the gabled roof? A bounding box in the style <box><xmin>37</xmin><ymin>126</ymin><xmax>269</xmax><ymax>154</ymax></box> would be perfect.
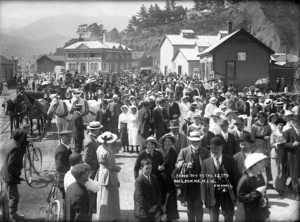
<box><xmin>0</xmin><ymin>55</ymin><xmax>14</xmax><ymax>64</ymax></box>
<box><xmin>132</xmin><ymin>51</ymin><xmax>146</xmax><ymax>59</ymax></box>
<box><xmin>198</xmin><ymin>28</ymin><xmax>275</xmax><ymax>57</ymax></box>
<box><xmin>65</xmin><ymin>41</ymin><xmax>132</xmax><ymax>51</ymax></box>
<box><xmin>37</xmin><ymin>55</ymin><xmax>65</xmax><ymax>62</ymax></box>
<box><xmin>173</xmin><ymin>47</ymin><xmax>199</xmax><ymax>62</ymax></box>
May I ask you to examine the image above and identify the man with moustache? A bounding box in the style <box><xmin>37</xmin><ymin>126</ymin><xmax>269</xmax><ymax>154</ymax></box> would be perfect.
<box><xmin>201</xmin><ymin>137</ymin><xmax>240</xmax><ymax>222</ymax></box>
<box><xmin>175</xmin><ymin>131</ymin><xmax>210</xmax><ymax>222</ymax></box>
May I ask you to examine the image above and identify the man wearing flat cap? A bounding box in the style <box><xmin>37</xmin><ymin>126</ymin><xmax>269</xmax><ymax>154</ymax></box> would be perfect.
<box><xmin>72</xmin><ymin>104</ymin><xmax>86</xmax><ymax>153</ymax></box>
<box><xmin>65</xmin><ymin>164</ymin><xmax>91</xmax><ymax>222</ymax></box>
<box><xmin>55</xmin><ymin>130</ymin><xmax>73</xmax><ymax>199</ymax></box>
<box><xmin>0</xmin><ymin>130</ymin><xmax>27</xmax><ymax>221</ymax></box>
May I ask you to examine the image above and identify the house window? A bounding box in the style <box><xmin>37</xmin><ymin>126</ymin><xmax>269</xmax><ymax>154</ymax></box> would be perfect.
<box><xmin>226</xmin><ymin>61</ymin><xmax>236</xmax><ymax>79</ymax></box>
<box><xmin>178</xmin><ymin>66</ymin><xmax>182</xmax><ymax>75</ymax></box>
<box><xmin>238</xmin><ymin>52</ymin><xmax>246</xmax><ymax>61</ymax></box>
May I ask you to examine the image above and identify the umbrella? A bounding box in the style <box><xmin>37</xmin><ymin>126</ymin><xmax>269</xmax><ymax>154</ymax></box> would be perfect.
<box><xmin>255</xmin><ymin>78</ymin><xmax>268</xmax><ymax>85</ymax></box>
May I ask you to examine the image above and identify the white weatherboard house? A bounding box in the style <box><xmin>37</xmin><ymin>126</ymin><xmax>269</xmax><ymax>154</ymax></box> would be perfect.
<box><xmin>64</xmin><ymin>40</ymin><xmax>132</xmax><ymax>74</ymax></box>
<box><xmin>159</xmin><ymin>29</ymin><xmax>227</xmax><ymax>76</ymax></box>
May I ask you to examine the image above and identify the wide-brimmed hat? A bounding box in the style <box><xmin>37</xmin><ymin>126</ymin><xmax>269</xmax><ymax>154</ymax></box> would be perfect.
<box><xmin>59</xmin><ymin>130</ymin><xmax>73</xmax><ymax>136</ymax></box>
<box><xmin>194</xmin><ymin>113</ymin><xmax>202</xmax><ymax>119</ymax></box>
<box><xmin>169</xmin><ymin>119</ymin><xmax>180</xmax><ymax>129</ymax></box>
<box><xmin>212</xmin><ymin>108</ymin><xmax>223</xmax><ymax>117</ymax></box>
<box><xmin>87</xmin><ymin>121</ymin><xmax>103</xmax><ymax>130</ymax></box>
<box><xmin>237</xmin><ymin>133</ymin><xmax>253</xmax><ymax>143</ymax></box>
<box><xmin>224</xmin><ymin>109</ymin><xmax>236</xmax><ymax>116</ymax></box>
<box><xmin>275</xmin><ymin>101</ymin><xmax>284</xmax><ymax>106</ymax></box>
<box><xmin>275</xmin><ymin>118</ymin><xmax>286</xmax><ymax>125</ymax></box>
<box><xmin>159</xmin><ymin>134</ymin><xmax>177</xmax><ymax>145</ymax></box>
<box><xmin>264</xmin><ymin>99</ymin><xmax>273</xmax><ymax>106</ymax></box>
<box><xmin>257</xmin><ymin>111</ymin><xmax>267</xmax><ymax>118</ymax></box>
<box><xmin>234</xmin><ymin>117</ymin><xmax>244</xmax><ymax>125</ymax></box>
<box><xmin>208</xmin><ymin>137</ymin><xmax>223</xmax><ymax>147</ymax></box>
<box><xmin>120</xmin><ymin>105</ymin><xmax>128</xmax><ymax>111</ymax></box>
<box><xmin>209</xmin><ymin>97</ymin><xmax>218</xmax><ymax>103</ymax></box>
<box><xmin>97</xmin><ymin>131</ymin><xmax>117</xmax><ymax>143</ymax></box>
<box><xmin>219</xmin><ymin>104</ymin><xmax>227</xmax><ymax>110</ymax></box>
<box><xmin>187</xmin><ymin>131</ymin><xmax>202</xmax><ymax>141</ymax></box>
<box><xmin>112</xmin><ymin>94</ymin><xmax>119</xmax><ymax>99</ymax></box>
<box><xmin>130</xmin><ymin>105</ymin><xmax>137</xmax><ymax>110</ymax></box>
<box><xmin>200</xmin><ymin>117</ymin><xmax>210</xmax><ymax>125</ymax></box>
<box><xmin>245</xmin><ymin>153</ymin><xmax>268</xmax><ymax>170</ymax></box>
<box><xmin>145</xmin><ymin>136</ymin><xmax>160</xmax><ymax>148</ymax></box>
<box><xmin>182</xmin><ymin>95</ymin><xmax>189</xmax><ymax>100</ymax></box>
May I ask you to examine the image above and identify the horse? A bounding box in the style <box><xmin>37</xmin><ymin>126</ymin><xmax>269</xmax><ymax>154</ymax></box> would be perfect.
<box><xmin>22</xmin><ymin>92</ymin><xmax>50</xmax><ymax>135</ymax></box>
<box><xmin>47</xmin><ymin>96</ymin><xmax>100</xmax><ymax>133</ymax></box>
<box><xmin>2</xmin><ymin>98</ymin><xmax>27</xmax><ymax>137</ymax></box>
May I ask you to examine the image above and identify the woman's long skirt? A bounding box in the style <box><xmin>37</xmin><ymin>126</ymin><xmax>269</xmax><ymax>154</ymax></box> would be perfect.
<box><xmin>120</xmin><ymin>122</ymin><xmax>129</xmax><ymax>145</ymax></box>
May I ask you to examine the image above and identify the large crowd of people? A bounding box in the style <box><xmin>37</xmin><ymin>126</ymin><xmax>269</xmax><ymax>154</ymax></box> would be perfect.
<box><xmin>1</xmin><ymin>69</ymin><xmax>300</xmax><ymax>222</ymax></box>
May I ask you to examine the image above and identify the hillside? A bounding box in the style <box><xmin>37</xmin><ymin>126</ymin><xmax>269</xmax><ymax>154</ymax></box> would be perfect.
<box><xmin>121</xmin><ymin>1</ymin><xmax>300</xmax><ymax>65</ymax></box>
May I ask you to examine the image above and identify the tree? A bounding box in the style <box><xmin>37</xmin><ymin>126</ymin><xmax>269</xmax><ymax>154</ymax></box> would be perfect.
<box><xmin>170</xmin><ymin>0</ymin><xmax>176</xmax><ymax>10</ymax></box>
<box><xmin>137</xmin><ymin>5</ymin><xmax>149</xmax><ymax>27</ymax></box>
<box><xmin>76</xmin><ymin>24</ymin><xmax>88</xmax><ymax>38</ymax></box>
<box><xmin>87</xmin><ymin>23</ymin><xmax>104</xmax><ymax>39</ymax></box>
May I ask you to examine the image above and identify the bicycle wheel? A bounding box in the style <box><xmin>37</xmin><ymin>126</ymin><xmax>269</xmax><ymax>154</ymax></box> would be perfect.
<box><xmin>30</xmin><ymin>147</ymin><xmax>42</xmax><ymax>174</ymax></box>
<box><xmin>23</xmin><ymin>153</ymin><xmax>32</xmax><ymax>186</ymax></box>
<box><xmin>47</xmin><ymin>200</ymin><xmax>61</xmax><ymax>222</ymax></box>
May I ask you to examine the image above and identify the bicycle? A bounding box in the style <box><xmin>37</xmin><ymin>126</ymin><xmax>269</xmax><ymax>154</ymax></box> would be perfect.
<box><xmin>44</xmin><ymin>170</ymin><xmax>64</xmax><ymax>222</ymax></box>
<box><xmin>23</xmin><ymin>138</ymin><xmax>43</xmax><ymax>186</ymax></box>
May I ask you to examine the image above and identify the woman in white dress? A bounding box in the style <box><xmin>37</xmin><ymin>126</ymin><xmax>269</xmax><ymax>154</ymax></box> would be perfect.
<box><xmin>179</xmin><ymin>95</ymin><xmax>190</xmax><ymax>133</ymax></box>
<box><xmin>204</xmin><ymin>97</ymin><xmax>218</xmax><ymax>118</ymax></box>
<box><xmin>2</xmin><ymin>78</ymin><xmax>8</xmax><ymax>96</ymax></box>
<box><xmin>96</xmin><ymin>132</ymin><xmax>121</xmax><ymax>222</ymax></box>
<box><xmin>128</xmin><ymin>105</ymin><xmax>140</xmax><ymax>153</ymax></box>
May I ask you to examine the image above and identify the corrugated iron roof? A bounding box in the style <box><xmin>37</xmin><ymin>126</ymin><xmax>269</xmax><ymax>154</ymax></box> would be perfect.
<box><xmin>179</xmin><ymin>48</ymin><xmax>199</xmax><ymax>61</ymax></box>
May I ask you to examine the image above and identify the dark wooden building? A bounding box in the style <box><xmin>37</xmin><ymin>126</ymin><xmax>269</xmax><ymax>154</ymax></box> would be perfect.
<box><xmin>198</xmin><ymin>28</ymin><xmax>275</xmax><ymax>88</ymax></box>
<box><xmin>0</xmin><ymin>55</ymin><xmax>17</xmax><ymax>81</ymax></box>
<box><xmin>37</xmin><ymin>55</ymin><xmax>65</xmax><ymax>73</ymax></box>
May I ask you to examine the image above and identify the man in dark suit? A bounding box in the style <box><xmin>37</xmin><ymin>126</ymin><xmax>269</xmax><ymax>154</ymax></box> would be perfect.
<box><xmin>200</xmin><ymin>117</ymin><xmax>215</xmax><ymax>152</ymax></box>
<box><xmin>166</xmin><ymin>119</ymin><xmax>188</xmax><ymax>154</ymax></box>
<box><xmin>222</xmin><ymin>92</ymin><xmax>235</xmax><ymax>110</ymax></box>
<box><xmin>0</xmin><ymin>130</ymin><xmax>26</xmax><ymax>222</ymax></box>
<box><xmin>217</xmin><ymin>119</ymin><xmax>238</xmax><ymax>156</ymax></box>
<box><xmin>72</xmin><ymin>104</ymin><xmax>87</xmax><ymax>153</ymax></box>
<box><xmin>153</xmin><ymin>97</ymin><xmax>169</xmax><ymax>140</ymax></box>
<box><xmin>108</xmin><ymin>94</ymin><xmax>123</xmax><ymax>136</ymax></box>
<box><xmin>65</xmin><ymin>164</ymin><xmax>91</xmax><ymax>222</ymax></box>
<box><xmin>175</xmin><ymin>131</ymin><xmax>210</xmax><ymax>222</ymax></box>
<box><xmin>139</xmin><ymin>100</ymin><xmax>152</xmax><ymax>144</ymax></box>
<box><xmin>55</xmin><ymin>130</ymin><xmax>73</xmax><ymax>198</ymax></box>
<box><xmin>235</xmin><ymin>95</ymin><xmax>250</xmax><ymax>116</ymax></box>
<box><xmin>284</xmin><ymin>114</ymin><xmax>300</xmax><ymax>200</ymax></box>
<box><xmin>95</xmin><ymin>99</ymin><xmax>111</xmax><ymax>132</ymax></box>
<box><xmin>232</xmin><ymin>118</ymin><xmax>249</xmax><ymax>151</ymax></box>
<box><xmin>168</xmin><ymin>93</ymin><xmax>181</xmax><ymax>121</ymax></box>
<box><xmin>134</xmin><ymin>159</ymin><xmax>161</xmax><ymax>222</ymax></box>
<box><xmin>201</xmin><ymin>137</ymin><xmax>240</xmax><ymax>222</ymax></box>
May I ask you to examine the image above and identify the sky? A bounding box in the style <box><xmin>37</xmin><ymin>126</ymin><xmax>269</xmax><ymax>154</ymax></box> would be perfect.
<box><xmin>0</xmin><ymin>0</ymin><xmax>195</xmax><ymax>30</ymax></box>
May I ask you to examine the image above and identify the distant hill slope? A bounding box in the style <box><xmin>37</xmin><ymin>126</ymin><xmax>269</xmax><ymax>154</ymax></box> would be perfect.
<box><xmin>121</xmin><ymin>1</ymin><xmax>300</xmax><ymax>65</ymax></box>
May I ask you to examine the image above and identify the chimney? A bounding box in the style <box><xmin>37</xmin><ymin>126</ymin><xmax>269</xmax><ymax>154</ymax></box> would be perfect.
<box><xmin>227</xmin><ymin>20</ymin><xmax>233</xmax><ymax>35</ymax></box>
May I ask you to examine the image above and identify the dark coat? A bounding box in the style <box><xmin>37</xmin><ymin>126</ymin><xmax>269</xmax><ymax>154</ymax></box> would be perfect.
<box><xmin>233</xmin><ymin>151</ymin><xmax>248</xmax><ymax>176</ymax></box>
<box><xmin>139</xmin><ymin>110</ymin><xmax>152</xmax><ymax>139</ymax></box>
<box><xmin>153</xmin><ymin>106</ymin><xmax>169</xmax><ymax>140</ymax></box>
<box><xmin>217</xmin><ymin>133</ymin><xmax>238</xmax><ymax>156</ymax></box>
<box><xmin>201</xmin><ymin>131</ymin><xmax>215</xmax><ymax>151</ymax></box>
<box><xmin>0</xmin><ymin>140</ymin><xmax>25</xmax><ymax>185</ymax></box>
<box><xmin>168</xmin><ymin>102</ymin><xmax>181</xmax><ymax>120</ymax></box>
<box><xmin>65</xmin><ymin>182</ymin><xmax>90</xmax><ymax>222</ymax></box>
<box><xmin>284</xmin><ymin>127</ymin><xmax>300</xmax><ymax>180</ymax></box>
<box><xmin>236</xmin><ymin>101</ymin><xmax>250</xmax><ymax>116</ymax></box>
<box><xmin>134</xmin><ymin>174</ymin><xmax>161</xmax><ymax>219</ymax></box>
<box><xmin>54</xmin><ymin>143</ymin><xmax>72</xmax><ymax>174</ymax></box>
<box><xmin>201</xmin><ymin>155</ymin><xmax>240</xmax><ymax>208</ymax></box>
<box><xmin>108</xmin><ymin>101</ymin><xmax>123</xmax><ymax>134</ymax></box>
<box><xmin>95</xmin><ymin>109</ymin><xmax>112</xmax><ymax>132</ymax></box>
<box><xmin>72</xmin><ymin>111</ymin><xmax>86</xmax><ymax>139</ymax></box>
<box><xmin>83</xmin><ymin>134</ymin><xmax>99</xmax><ymax>179</ymax></box>
<box><xmin>232</xmin><ymin>130</ymin><xmax>250</xmax><ymax>152</ymax></box>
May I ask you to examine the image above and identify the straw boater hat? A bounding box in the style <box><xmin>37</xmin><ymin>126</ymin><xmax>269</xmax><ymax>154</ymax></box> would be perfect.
<box><xmin>159</xmin><ymin>134</ymin><xmax>177</xmax><ymax>145</ymax></box>
<box><xmin>112</xmin><ymin>94</ymin><xmax>119</xmax><ymax>99</ymax></box>
<box><xmin>87</xmin><ymin>121</ymin><xmax>103</xmax><ymax>130</ymax></box>
<box><xmin>97</xmin><ymin>131</ymin><xmax>117</xmax><ymax>144</ymax></box>
<box><xmin>187</xmin><ymin>131</ymin><xmax>202</xmax><ymax>141</ymax></box>
<box><xmin>275</xmin><ymin>101</ymin><xmax>284</xmax><ymax>107</ymax></box>
<box><xmin>145</xmin><ymin>136</ymin><xmax>160</xmax><ymax>148</ymax></box>
<box><xmin>209</xmin><ymin>97</ymin><xmax>218</xmax><ymax>103</ymax></box>
<box><xmin>244</xmin><ymin>153</ymin><xmax>268</xmax><ymax>170</ymax></box>
<box><xmin>264</xmin><ymin>99</ymin><xmax>273</xmax><ymax>106</ymax></box>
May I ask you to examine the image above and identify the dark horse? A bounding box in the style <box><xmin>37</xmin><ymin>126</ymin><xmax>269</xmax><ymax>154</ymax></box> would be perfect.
<box><xmin>2</xmin><ymin>98</ymin><xmax>27</xmax><ymax>138</ymax></box>
<box><xmin>23</xmin><ymin>91</ymin><xmax>51</xmax><ymax>136</ymax></box>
